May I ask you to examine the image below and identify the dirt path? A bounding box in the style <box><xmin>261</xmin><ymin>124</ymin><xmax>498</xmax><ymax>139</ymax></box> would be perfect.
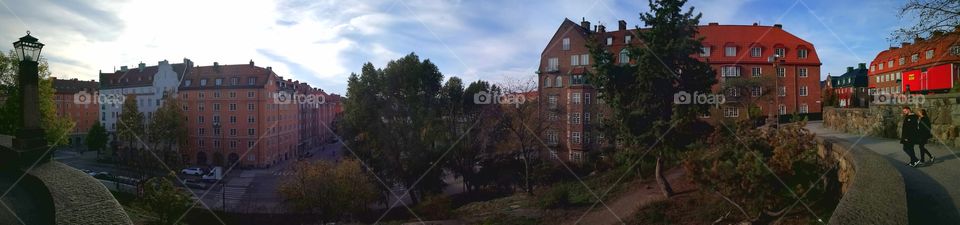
<box><xmin>564</xmin><ymin>168</ymin><xmax>696</xmax><ymax>225</ymax></box>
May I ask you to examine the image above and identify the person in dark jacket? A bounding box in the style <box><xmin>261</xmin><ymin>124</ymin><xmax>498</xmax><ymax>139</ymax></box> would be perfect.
<box><xmin>917</xmin><ymin>109</ymin><xmax>934</xmax><ymax>164</ymax></box>
<box><xmin>901</xmin><ymin>106</ymin><xmax>921</xmax><ymax>167</ymax></box>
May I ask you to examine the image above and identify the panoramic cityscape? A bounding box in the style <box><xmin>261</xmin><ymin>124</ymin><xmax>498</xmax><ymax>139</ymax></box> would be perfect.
<box><xmin>1</xmin><ymin>0</ymin><xmax>959</xmax><ymax>224</ymax></box>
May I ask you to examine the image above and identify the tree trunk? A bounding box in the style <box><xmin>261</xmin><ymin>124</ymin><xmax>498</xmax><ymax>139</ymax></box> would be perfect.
<box><xmin>523</xmin><ymin>156</ymin><xmax>533</xmax><ymax>195</ymax></box>
<box><xmin>655</xmin><ymin>156</ymin><xmax>674</xmax><ymax>198</ymax></box>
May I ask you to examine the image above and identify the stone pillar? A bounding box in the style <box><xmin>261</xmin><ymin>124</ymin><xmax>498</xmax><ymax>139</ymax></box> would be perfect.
<box><xmin>6</xmin><ymin>60</ymin><xmax>50</xmax><ymax>167</ymax></box>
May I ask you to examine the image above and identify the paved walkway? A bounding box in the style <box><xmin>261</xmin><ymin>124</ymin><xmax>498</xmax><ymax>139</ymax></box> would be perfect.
<box><xmin>806</xmin><ymin>121</ymin><xmax>960</xmax><ymax>224</ymax></box>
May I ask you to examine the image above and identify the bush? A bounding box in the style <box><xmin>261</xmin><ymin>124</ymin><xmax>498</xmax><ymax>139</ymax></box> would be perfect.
<box><xmin>415</xmin><ymin>195</ymin><xmax>453</xmax><ymax>220</ymax></box>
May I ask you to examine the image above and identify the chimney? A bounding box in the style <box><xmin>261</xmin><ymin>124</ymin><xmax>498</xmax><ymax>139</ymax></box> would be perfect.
<box><xmin>618</xmin><ymin>20</ymin><xmax>626</xmax><ymax>31</ymax></box>
<box><xmin>138</xmin><ymin>62</ymin><xmax>145</xmax><ymax>72</ymax></box>
<box><xmin>267</xmin><ymin>66</ymin><xmax>272</xmax><ymax>71</ymax></box>
<box><xmin>593</xmin><ymin>25</ymin><xmax>598</xmax><ymax>32</ymax></box>
<box><xmin>858</xmin><ymin>63</ymin><xmax>866</xmax><ymax>70</ymax></box>
<box><xmin>580</xmin><ymin>17</ymin><xmax>590</xmax><ymax>29</ymax></box>
<box><xmin>249</xmin><ymin>60</ymin><xmax>255</xmax><ymax>67</ymax></box>
<box><xmin>598</xmin><ymin>24</ymin><xmax>606</xmax><ymax>33</ymax></box>
<box><xmin>708</xmin><ymin>22</ymin><xmax>719</xmax><ymax>26</ymax></box>
<box><xmin>847</xmin><ymin>67</ymin><xmax>853</xmax><ymax>72</ymax></box>
<box><xmin>184</xmin><ymin>58</ymin><xmax>193</xmax><ymax>68</ymax></box>
<box><xmin>914</xmin><ymin>37</ymin><xmax>923</xmax><ymax>43</ymax></box>
<box><xmin>752</xmin><ymin>22</ymin><xmax>758</xmax><ymax>26</ymax></box>
<box><xmin>773</xmin><ymin>24</ymin><xmax>783</xmax><ymax>29</ymax></box>
<box><xmin>213</xmin><ymin>62</ymin><xmax>220</xmax><ymax>72</ymax></box>
<box><xmin>901</xmin><ymin>42</ymin><xmax>911</xmax><ymax>47</ymax></box>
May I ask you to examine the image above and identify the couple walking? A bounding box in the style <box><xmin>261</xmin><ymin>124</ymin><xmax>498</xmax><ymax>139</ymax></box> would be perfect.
<box><xmin>901</xmin><ymin>106</ymin><xmax>935</xmax><ymax>167</ymax></box>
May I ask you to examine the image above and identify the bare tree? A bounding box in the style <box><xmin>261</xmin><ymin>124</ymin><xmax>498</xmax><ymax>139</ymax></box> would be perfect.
<box><xmin>498</xmin><ymin>78</ymin><xmax>554</xmax><ymax>195</ymax></box>
<box><xmin>892</xmin><ymin>0</ymin><xmax>960</xmax><ymax>42</ymax></box>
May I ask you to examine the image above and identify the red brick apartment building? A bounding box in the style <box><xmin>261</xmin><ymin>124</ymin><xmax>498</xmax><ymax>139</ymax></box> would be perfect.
<box><xmin>51</xmin><ymin>77</ymin><xmax>99</xmax><ymax>149</ymax></box>
<box><xmin>538</xmin><ymin>19</ymin><xmax>822</xmax><ymax>162</ymax></box>
<box><xmin>867</xmin><ymin>30</ymin><xmax>960</xmax><ymax>95</ymax></box>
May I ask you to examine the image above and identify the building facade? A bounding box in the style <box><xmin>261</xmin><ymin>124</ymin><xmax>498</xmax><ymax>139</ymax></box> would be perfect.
<box><xmin>831</xmin><ymin>64</ymin><xmax>869</xmax><ymax>108</ymax></box>
<box><xmin>868</xmin><ymin>30</ymin><xmax>960</xmax><ymax>95</ymax></box>
<box><xmin>99</xmin><ymin>59</ymin><xmax>193</xmax><ymax>134</ymax></box>
<box><xmin>537</xmin><ymin>19</ymin><xmax>822</xmax><ymax>162</ymax></box>
<box><xmin>51</xmin><ymin>77</ymin><xmax>99</xmax><ymax>149</ymax></box>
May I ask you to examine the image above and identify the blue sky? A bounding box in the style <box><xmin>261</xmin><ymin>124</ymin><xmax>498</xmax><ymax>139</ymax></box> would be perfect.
<box><xmin>0</xmin><ymin>0</ymin><xmax>913</xmax><ymax>95</ymax></box>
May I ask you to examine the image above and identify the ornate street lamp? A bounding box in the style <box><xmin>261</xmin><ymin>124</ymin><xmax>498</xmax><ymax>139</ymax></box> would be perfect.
<box><xmin>2</xmin><ymin>31</ymin><xmax>49</xmax><ymax>167</ymax></box>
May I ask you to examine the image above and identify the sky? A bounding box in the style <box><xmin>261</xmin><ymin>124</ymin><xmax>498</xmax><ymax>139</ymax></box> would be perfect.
<box><xmin>0</xmin><ymin>0</ymin><xmax>914</xmax><ymax>95</ymax></box>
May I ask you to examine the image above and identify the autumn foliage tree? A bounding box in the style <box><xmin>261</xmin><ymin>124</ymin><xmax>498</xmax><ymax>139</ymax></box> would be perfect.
<box><xmin>278</xmin><ymin>159</ymin><xmax>378</xmax><ymax>222</ymax></box>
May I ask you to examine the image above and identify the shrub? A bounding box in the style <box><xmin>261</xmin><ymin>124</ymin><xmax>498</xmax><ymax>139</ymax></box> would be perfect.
<box><xmin>415</xmin><ymin>195</ymin><xmax>453</xmax><ymax>220</ymax></box>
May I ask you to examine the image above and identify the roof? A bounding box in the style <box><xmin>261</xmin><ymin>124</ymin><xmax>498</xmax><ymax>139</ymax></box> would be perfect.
<box><xmin>50</xmin><ymin>77</ymin><xmax>98</xmax><ymax>94</ymax></box>
<box><xmin>100</xmin><ymin>60</ymin><xmax>192</xmax><ymax>89</ymax></box>
<box><xmin>834</xmin><ymin>64</ymin><xmax>868</xmax><ymax>88</ymax></box>
<box><xmin>868</xmin><ymin>30</ymin><xmax>960</xmax><ymax>76</ymax></box>
<box><xmin>178</xmin><ymin>63</ymin><xmax>276</xmax><ymax>90</ymax></box>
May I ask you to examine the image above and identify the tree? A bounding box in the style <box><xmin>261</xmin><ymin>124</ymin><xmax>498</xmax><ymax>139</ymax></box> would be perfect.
<box><xmin>87</xmin><ymin>122</ymin><xmax>109</xmax><ymax>159</ymax></box>
<box><xmin>0</xmin><ymin>50</ymin><xmax>74</xmax><ymax>147</ymax></box>
<box><xmin>141</xmin><ymin>174</ymin><xmax>193</xmax><ymax>225</ymax></box>
<box><xmin>499</xmin><ymin>78</ymin><xmax>550</xmax><ymax>195</ymax></box>
<box><xmin>722</xmin><ymin>76</ymin><xmax>776</xmax><ymax>122</ymax></box>
<box><xmin>278</xmin><ymin>159</ymin><xmax>378</xmax><ymax>222</ymax></box>
<box><xmin>892</xmin><ymin>0</ymin><xmax>960</xmax><ymax>42</ymax></box>
<box><xmin>341</xmin><ymin>53</ymin><xmax>451</xmax><ymax>205</ymax></box>
<box><xmin>148</xmin><ymin>94</ymin><xmax>188</xmax><ymax>168</ymax></box>
<box><xmin>586</xmin><ymin>0</ymin><xmax>716</xmax><ymax>198</ymax></box>
<box><xmin>117</xmin><ymin>94</ymin><xmax>148</xmax><ymax>178</ymax></box>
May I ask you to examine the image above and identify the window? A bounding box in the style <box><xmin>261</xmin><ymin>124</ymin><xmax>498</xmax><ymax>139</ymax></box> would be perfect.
<box><xmin>248</xmin><ymin>128</ymin><xmax>256</xmax><ymax>136</ymax></box>
<box><xmin>606</xmin><ymin>37</ymin><xmax>613</xmax><ymax>46</ymax></box>
<box><xmin>871</xmin><ymin>65</ymin><xmax>876</xmax><ymax>71</ymax></box>
<box><xmin>549</xmin><ymin>150</ymin><xmax>558</xmax><ymax>160</ymax></box>
<box><xmin>625</xmin><ymin>35</ymin><xmax>632</xmax><ymax>43</ymax></box>
<box><xmin>700</xmin><ymin>46</ymin><xmax>711</xmax><ymax>57</ymax></box>
<box><xmin>247</xmin><ymin>77</ymin><xmax>257</xmax><ymax>85</ymax></box>
<box><xmin>778</xmin><ymin>86</ymin><xmax>786</xmax><ymax>96</ymax></box>
<box><xmin>198</xmin><ymin>116</ymin><xmax>205</xmax><ymax>124</ymax></box>
<box><xmin>726</xmin><ymin>88</ymin><xmax>740</xmax><ymax>97</ymax></box>
<box><xmin>899</xmin><ymin>57</ymin><xmax>905</xmax><ymax>65</ymax></box>
<box><xmin>198</xmin><ymin>139</ymin><xmax>204</xmax><ymax>147</ymax></box>
<box><xmin>215</xmin><ymin>78</ymin><xmax>223</xmax><ymax>86</ymax></box>
<box><xmin>798</xmin><ymin>49</ymin><xmax>808</xmax><ymax>58</ymax></box>
<box><xmin>585</xmin><ymin>93</ymin><xmax>591</xmax><ymax>104</ymax></box>
<box><xmin>213</xmin><ymin>103</ymin><xmax>221</xmax><ymax>111</ymax></box>
<box><xmin>722</xmin><ymin>66</ymin><xmax>741</xmax><ymax>77</ymax></box>
<box><xmin>198</xmin><ymin>92</ymin><xmax>205</xmax><ymax>99</ymax></box>
<box><xmin>778</xmin><ymin>104</ymin><xmax>787</xmax><ymax>115</ymax></box>
<box><xmin>229</xmin><ymin>103</ymin><xmax>237</xmax><ymax>111</ymax></box>
<box><xmin>751</xmin><ymin>86</ymin><xmax>762</xmax><ymax>97</ymax></box>
<box><xmin>777</xmin><ymin>67</ymin><xmax>785</xmax><ymax>77</ymax></box>
<box><xmin>774</xmin><ymin>48</ymin><xmax>785</xmax><ymax>56</ymax></box>
<box><xmin>911</xmin><ymin>53</ymin><xmax>919</xmax><ymax>62</ymax></box>
<box><xmin>751</xmin><ymin>47</ymin><xmax>761</xmax><ymax>57</ymax></box>
<box><xmin>572</xmin><ymin>132</ymin><xmax>581</xmax><ymax>144</ymax></box>
<box><xmin>229</xmin><ymin>91</ymin><xmax>236</xmax><ymax>98</ymax></box>
<box><xmin>562</xmin><ymin>38</ymin><xmax>570</xmax><ymax>50</ymax></box>
<box><xmin>546</xmin><ymin>130</ymin><xmax>558</xmax><ymax>145</ymax></box>
<box><xmin>572</xmin><ymin>93</ymin><xmax>581</xmax><ymax>104</ymax></box>
<box><xmin>555</xmin><ymin>76</ymin><xmax>563</xmax><ymax>87</ymax></box>
<box><xmin>798</xmin><ymin>68</ymin><xmax>808</xmax><ymax>77</ymax></box>
<box><xmin>723</xmin><ymin>107</ymin><xmax>739</xmax><ymax>118</ymax></box>
<box><xmin>951</xmin><ymin>46</ymin><xmax>960</xmax><ymax>55</ymax></box>
<box><xmin>548</xmin><ymin>95</ymin><xmax>558</xmax><ymax>109</ymax></box>
<box><xmin>580</xmin><ymin>54</ymin><xmax>590</xmax><ymax>65</ymax></box>
<box><xmin>230</xmin><ymin>141</ymin><xmax>237</xmax><ymax>149</ymax></box>
<box><xmin>248</xmin><ymin>116</ymin><xmax>255</xmax><ymax>123</ymax></box>
<box><xmin>888</xmin><ymin>60</ymin><xmax>894</xmax><ymax>68</ymax></box>
<box><xmin>248</xmin><ymin>103</ymin><xmax>255</xmax><ymax>111</ymax></box>
<box><xmin>751</xmin><ymin>67</ymin><xmax>762</xmax><ymax>77</ymax></box>
<box><xmin>230</xmin><ymin>129</ymin><xmax>237</xmax><ymax>136</ymax></box>
<box><xmin>200</xmin><ymin>79</ymin><xmax>207</xmax><ymax>86</ymax></box>
<box><xmin>799</xmin><ymin>86</ymin><xmax>808</xmax><ymax>96</ymax></box>
<box><xmin>198</xmin><ymin>103</ymin><xmax>205</xmax><ymax>111</ymax></box>
<box><xmin>570</xmin><ymin>55</ymin><xmax>579</xmax><ymax>66</ymax></box>
<box><xmin>547</xmin><ymin>57</ymin><xmax>559</xmax><ymax>71</ymax></box>
<box><xmin>572</xmin><ymin>75</ymin><xmax>585</xmax><ymax>85</ymax></box>
<box><xmin>198</xmin><ymin>128</ymin><xmax>206</xmax><ymax>135</ymax></box>
<box><xmin>879</xmin><ymin>62</ymin><xmax>884</xmax><ymax>70</ymax></box>
<box><xmin>725</xmin><ymin>46</ymin><xmax>737</xmax><ymax>56</ymax></box>
<box><xmin>572</xmin><ymin>113</ymin><xmax>581</xmax><ymax>124</ymax></box>
<box><xmin>248</xmin><ymin>141</ymin><xmax>255</xmax><ymax>148</ymax></box>
<box><xmin>584</xmin><ymin>113</ymin><xmax>591</xmax><ymax>125</ymax></box>
<box><xmin>800</xmin><ymin>103</ymin><xmax>809</xmax><ymax>113</ymax></box>
<box><xmin>926</xmin><ymin>49</ymin><xmax>934</xmax><ymax>59</ymax></box>
<box><xmin>184</xmin><ymin>79</ymin><xmax>192</xmax><ymax>87</ymax></box>
<box><xmin>231</xmin><ymin>77</ymin><xmax>239</xmax><ymax>85</ymax></box>
<box><xmin>619</xmin><ymin>49</ymin><xmax>629</xmax><ymax>64</ymax></box>
<box><xmin>230</xmin><ymin>116</ymin><xmax>237</xmax><ymax>124</ymax></box>
<box><xmin>544</xmin><ymin>77</ymin><xmax>551</xmax><ymax>87</ymax></box>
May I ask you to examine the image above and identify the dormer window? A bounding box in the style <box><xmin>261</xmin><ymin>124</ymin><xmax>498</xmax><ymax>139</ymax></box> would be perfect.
<box><xmin>606</xmin><ymin>37</ymin><xmax>613</xmax><ymax>46</ymax></box>
<box><xmin>774</xmin><ymin>47</ymin><xmax>785</xmax><ymax>57</ymax></box>
<box><xmin>247</xmin><ymin>77</ymin><xmax>257</xmax><ymax>85</ymax></box>
<box><xmin>926</xmin><ymin>49</ymin><xmax>934</xmax><ymax>59</ymax></box>
<box><xmin>798</xmin><ymin>49</ymin><xmax>808</xmax><ymax>59</ymax></box>
<box><xmin>625</xmin><ymin>35</ymin><xmax>632</xmax><ymax>44</ymax></box>
<box><xmin>200</xmin><ymin>79</ymin><xmax>207</xmax><ymax>86</ymax></box>
<box><xmin>750</xmin><ymin>47</ymin><xmax>762</xmax><ymax>57</ymax></box>
<box><xmin>725</xmin><ymin>46</ymin><xmax>737</xmax><ymax>57</ymax></box>
<box><xmin>215</xmin><ymin>78</ymin><xmax>223</xmax><ymax>86</ymax></box>
<box><xmin>184</xmin><ymin>79</ymin><xmax>192</xmax><ymax>87</ymax></box>
<box><xmin>700</xmin><ymin>46</ymin><xmax>711</xmax><ymax>57</ymax></box>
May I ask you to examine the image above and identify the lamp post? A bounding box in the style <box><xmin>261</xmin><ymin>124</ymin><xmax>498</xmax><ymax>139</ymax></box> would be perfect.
<box><xmin>768</xmin><ymin>54</ymin><xmax>783</xmax><ymax>128</ymax></box>
<box><xmin>3</xmin><ymin>31</ymin><xmax>48</xmax><ymax>167</ymax></box>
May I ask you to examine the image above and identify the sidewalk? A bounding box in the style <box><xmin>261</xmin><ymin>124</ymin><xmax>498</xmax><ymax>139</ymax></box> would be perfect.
<box><xmin>806</xmin><ymin>121</ymin><xmax>960</xmax><ymax>224</ymax></box>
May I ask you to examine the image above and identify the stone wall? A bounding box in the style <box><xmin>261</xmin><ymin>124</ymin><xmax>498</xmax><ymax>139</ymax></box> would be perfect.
<box><xmin>817</xmin><ymin>136</ymin><xmax>908</xmax><ymax>225</ymax></box>
<box><xmin>823</xmin><ymin>93</ymin><xmax>960</xmax><ymax>148</ymax></box>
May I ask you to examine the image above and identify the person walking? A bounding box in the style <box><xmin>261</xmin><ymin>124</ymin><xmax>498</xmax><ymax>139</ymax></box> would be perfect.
<box><xmin>917</xmin><ymin>109</ymin><xmax>934</xmax><ymax>164</ymax></box>
<box><xmin>901</xmin><ymin>106</ymin><xmax>921</xmax><ymax>167</ymax></box>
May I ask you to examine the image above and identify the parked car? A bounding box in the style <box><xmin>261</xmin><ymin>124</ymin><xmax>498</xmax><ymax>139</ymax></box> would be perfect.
<box><xmin>180</xmin><ymin>167</ymin><xmax>205</xmax><ymax>176</ymax></box>
<box><xmin>201</xmin><ymin>166</ymin><xmax>223</xmax><ymax>182</ymax></box>
<box><xmin>92</xmin><ymin>172</ymin><xmax>112</xmax><ymax>180</ymax></box>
